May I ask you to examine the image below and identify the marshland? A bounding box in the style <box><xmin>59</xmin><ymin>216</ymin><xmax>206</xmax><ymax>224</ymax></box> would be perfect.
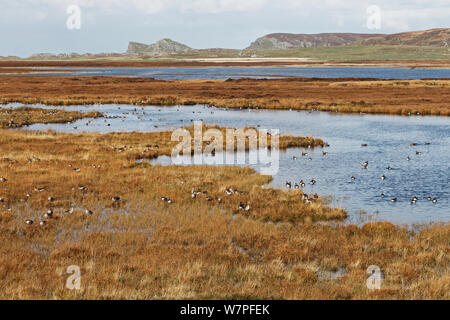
<box><xmin>0</xmin><ymin>74</ymin><xmax>449</xmax><ymax>300</ymax></box>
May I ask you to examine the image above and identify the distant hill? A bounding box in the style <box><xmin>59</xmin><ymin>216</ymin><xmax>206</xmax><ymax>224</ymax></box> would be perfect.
<box><xmin>245</xmin><ymin>29</ymin><xmax>450</xmax><ymax>50</ymax></box>
<box><xmin>126</xmin><ymin>38</ymin><xmax>192</xmax><ymax>56</ymax></box>
<box><xmin>245</xmin><ymin>33</ymin><xmax>383</xmax><ymax>50</ymax></box>
<box><xmin>358</xmin><ymin>28</ymin><xmax>449</xmax><ymax>47</ymax></box>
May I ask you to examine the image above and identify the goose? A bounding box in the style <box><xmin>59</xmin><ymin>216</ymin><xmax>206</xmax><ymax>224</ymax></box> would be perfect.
<box><xmin>161</xmin><ymin>197</ymin><xmax>168</xmax><ymax>202</ymax></box>
<box><xmin>0</xmin><ymin>177</ymin><xmax>7</xmax><ymax>182</ymax></box>
<box><xmin>432</xmin><ymin>198</ymin><xmax>438</xmax><ymax>204</ymax></box>
<box><xmin>381</xmin><ymin>175</ymin><xmax>386</xmax><ymax>180</ymax></box>
<box><xmin>309</xmin><ymin>179</ymin><xmax>316</xmax><ymax>185</ymax></box>
<box><xmin>25</xmin><ymin>219</ymin><xmax>34</xmax><ymax>225</ymax></box>
<box><xmin>322</xmin><ymin>152</ymin><xmax>328</xmax><ymax>156</ymax></box>
<box><xmin>294</xmin><ymin>183</ymin><xmax>299</xmax><ymax>189</ymax></box>
<box><xmin>286</xmin><ymin>182</ymin><xmax>292</xmax><ymax>189</ymax></box>
<box><xmin>301</xmin><ymin>152</ymin><xmax>308</xmax><ymax>157</ymax></box>
<box><xmin>224</xmin><ymin>189</ymin><xmax>233</xmax><ymax>196</ymax></box>
<box><xmin>39</xmin><ymin>221</ymin><xmax>47</xmax><ymax>226</ymax></box>
<box><xmin>205</xmin><ymin>196</ymin><xmax>213</xmax><ymax>201</ymax></box>
<box><xmin>415</xmin><ymin>151</ymin><xmax>422</xmax><ymax>155</ymax></box>
<box><xmin>74</xmin><ymin>168</ymin><xmax>81</xmax><ymax>172</ymax></box>
<box><xmin>217</xmin><ymin>197</ymin><xmax>222</xmax><ymax>203</ymax></box>
<box><xmin>361</xmin><ymin>165</ymin><xmax>368</xmax><ymax>169</ymax></box>
<box><xmin>391</xmin><ymin>198</ymin><xmax>397</xmax><ymax>202</ymax></box>
<box><xmin>361</xmin><ymin>144</ymin><xmax>368</xmax><ymax>147</ymax></box>
<box><xmin>380</xmin><ymin>193</ymin><xmax>385</xmax><ymax>198</ymax></box>
<box><xmin>410</xmin><ymin>198</ymin><xmax>417</xmax><ymax>204</ymax></box>
<box><xmin>48</xmin><ymin>196</ymin><xmax>55</xmax><ymax>202</ymax></box>
<box><xmin>300</xmin><ymin>180</ymin><xmax>306</xmax><ymax>188</ymax></box>
<box><xmin>424</xmin><ymin>142</ymin><xmax>431</xmax><ymax>145</ymax></box>
<box><xmin>112</xmin><ymin>196</ymin><xmax>121</xmax><ymax>202</ymax></box>
<box><xmin>65</xmin><ymin>207</ymin><xmax>74</xmax><ymax>215</ymax></box>
<box><xmin>386</xmin><ymin>166</ymin><xmax>392</xmax><ymax>170</ymax></box>
<box><xmin>26</xmin><ymin>193</ymin><xmax>31</xmax><ymax>198</ymax></box>
<box><xmin>0</xmin><ymin>197</ymin><xmax>3</xmax><ymax>202</ymax></box>
<box><xmin>363</xmin><ymin>161</ymin><xmax>369</xmax><ymax>166</ymax></box>
<box><xmin>406</xmin><ymin>156</ymin><xmax>411</xmax><ymax>161</ymax></box>
<box><xmin>351</xmin><ymin>176</ymin><xmax>356</xmax><ymax>180</ymax></box>
<box><xmin>427</xmin><ymin>195</ymin><xmax>432</xmax><ymax>201</ymax></box>
<box><xmin>307</xmin><ymin>157</ymin><xmax>312</xmax><ymax>161</ymax></box>
<box><xmin>78</xmin><ymin>186</ymin><xmax>87</xmax><ymax>191</ymax></box>
<box><xmin>292</xmin><ymin>156</ymin><xmax>297</xmax><ymax>160</ymax></box>
<box><xmin>191</xmin><ymin>193</ymin><xmax>196</xmax><ymax>199</ymax></box>
<box><xmin>85</xmin><ymin>209</ymin><xmax>93</xmax><ymax>216</ymax></box>
<box><xmin>34</xmin><ymin>187</ymin><xmax>45</xmax><ymax>192</ymax></box>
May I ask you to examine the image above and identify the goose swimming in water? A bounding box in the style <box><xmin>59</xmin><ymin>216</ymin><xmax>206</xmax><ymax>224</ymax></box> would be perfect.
<box><xmin>381</xmin><ymin>175</ymin><xmax>386</xmax><ymax>180</ymax></box>
<box><xmin>309</xmin><ymin>179</ymin><xmax>316</xmax><ymax>185</ymax></box>
<box><xmin>300</xmin><ymin>180</ymin><xmax>306</xmax><ymax>188</ymax></box>
<box><xmin>406</xmin><ymin>156</ymin><xmax>411</xmax><ymax>161</ymax></box>
<box><xmin>292</xmin><ymin>156</ymin><xmax>297</xmax><ymax>160</ymax></box>
<box><xmin>391</xmin><ymin>198</ymin><xmax>397</xmax><ymax>202</ymax></box>
<box><xmin>427</xmin><ymin>195</ymin><xmax>432</xmax><ymax>201</ymax></box>
<box><xmin>351</xmin><ymin>176</ymin><xmax>356</xmax><ymax>180</ymax></box>
<box><xmin>380</xmin><ymin>193</ymin><xmax>385</xmax><ymax>198</ymax></box>
<box><xmin>432</xmin><ymin>198</ymin><xmax>438</xmax><ymax>204</ymax></box>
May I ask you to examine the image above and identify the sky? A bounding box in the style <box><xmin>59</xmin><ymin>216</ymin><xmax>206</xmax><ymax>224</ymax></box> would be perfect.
<box><xmin>0</xmin><ymin>0</ymin><xmax>449</xmax><ymax>57</ymax></box>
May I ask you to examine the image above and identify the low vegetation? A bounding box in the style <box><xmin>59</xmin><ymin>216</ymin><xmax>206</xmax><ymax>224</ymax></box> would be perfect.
<box><xmin>0</xmin><ymin>106</ymin><xmax>102</xmax><ymax>128</ymax></box>
<box><xmin>0</xmin><ymin>126</ymin><xmax>448</xmax><ymax>299</ymax></box>
<box><xmin>0</xmin><ymin>77</ymin><xmax>449</xmax><ymax>116</ymax></box>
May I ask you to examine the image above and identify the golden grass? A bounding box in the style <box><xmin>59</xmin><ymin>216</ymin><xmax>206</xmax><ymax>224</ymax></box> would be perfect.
<box><xmin>0</xmin><ymin>76</ymin><xmax>449</xmax><ymax>116</ymax></box>
<box><xmin>0</xmin><ymin>106</ymin><xmax>102</xmax><ymax>129</ymax></box>
<box><xmin>0</xmin><ymin>128</ymin><xmax>448</xmax><ymax>300</ymax></box>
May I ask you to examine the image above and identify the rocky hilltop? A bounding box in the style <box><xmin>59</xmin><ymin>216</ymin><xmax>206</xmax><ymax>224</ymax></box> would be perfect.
<box><xmin>246</xmin><ymin>33</ymin><xmax>382</xmax><ymax>50</ymax></box>
<box><xmin>126</xmin><ymin>38</ymin><xmax>192</xmax><ymax>56</ymax></box>
<box><xmin>246</xmin><ymin>29</ymin><xmax>450</xmax><ymax>50</ymax></box>
<box><xmin>359</xmin><ymin>28</ymin><xmax>449</xmax><ymax>47</ymax></box>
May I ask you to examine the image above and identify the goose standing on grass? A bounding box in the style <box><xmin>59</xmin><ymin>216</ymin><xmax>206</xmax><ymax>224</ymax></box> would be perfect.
<box><xmin>25</xmin><ymin>219</ymin><xmax>34</xmax><ymax>225</ymax></box>
<box><xmin>286</xmin><ymin>181</ymin><xmax>292</xmax><ymax>189</ymax></box>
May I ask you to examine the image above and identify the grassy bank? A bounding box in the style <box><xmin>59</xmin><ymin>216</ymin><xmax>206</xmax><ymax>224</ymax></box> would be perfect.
<box><xmin>0</xmin><ymin>106</ymin><xmax>102</xmax><ymax>128</ymax></box>
<box><xmin>0</xmin><ymin>77</ymin><xmax>449</xmax><ymax>116</ymax></box>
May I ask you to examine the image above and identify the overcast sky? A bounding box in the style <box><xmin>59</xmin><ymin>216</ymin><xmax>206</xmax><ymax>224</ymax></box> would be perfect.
<box><xmin>1</xmin><ymin>0</ymin><xmax>449</xmax><ymax>57</ymax></box>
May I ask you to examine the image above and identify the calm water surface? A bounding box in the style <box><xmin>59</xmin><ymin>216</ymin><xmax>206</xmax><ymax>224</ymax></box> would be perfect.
<box><xmin>3</xmin><ymin>103</ymin><xmax>449</xmax><ymax>224</ymax></box>
<box><xmin>25</xmin><ymin>66</ymin><xmax>450</xmax><ymax>80</ymax></box>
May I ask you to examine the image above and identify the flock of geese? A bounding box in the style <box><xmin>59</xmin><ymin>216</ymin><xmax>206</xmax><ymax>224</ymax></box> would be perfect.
<box><xmin>284</xmin><ymin>141</ymin><xmax>440</xmax><ymax>207</ymax></box>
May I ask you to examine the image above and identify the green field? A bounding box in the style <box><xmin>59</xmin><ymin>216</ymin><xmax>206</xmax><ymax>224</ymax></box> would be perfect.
<box><xmin>247</xmin><ymin>45</ymin><xmax>450</xmax><ymax>61</ymax></box>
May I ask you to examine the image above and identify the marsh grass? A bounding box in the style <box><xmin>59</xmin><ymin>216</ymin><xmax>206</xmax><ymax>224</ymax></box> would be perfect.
<box><xmin>1</xmin><ymin>128</ymin><xmax>448</xmax><ymax>299</ymax></box>
<box><xmin>1</xmin><ymin>77</ymin><xmax>449</xmax><ymax>116</ymax></box>
<box><xmin>0</xmin><ymin>106</ymin><xmax>102</xmax><ymax>128</ymax></box>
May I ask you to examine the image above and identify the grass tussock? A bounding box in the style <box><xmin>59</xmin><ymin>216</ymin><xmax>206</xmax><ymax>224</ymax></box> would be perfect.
<box><xmin>0</xmin><ymin>76</ymin><xmax>449</xmax><ymax>116</ymax></box>
<box><xmin>0</xmin><ymin>106</ymin><xmax>102</xmax><ymax>128</ymax></box>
